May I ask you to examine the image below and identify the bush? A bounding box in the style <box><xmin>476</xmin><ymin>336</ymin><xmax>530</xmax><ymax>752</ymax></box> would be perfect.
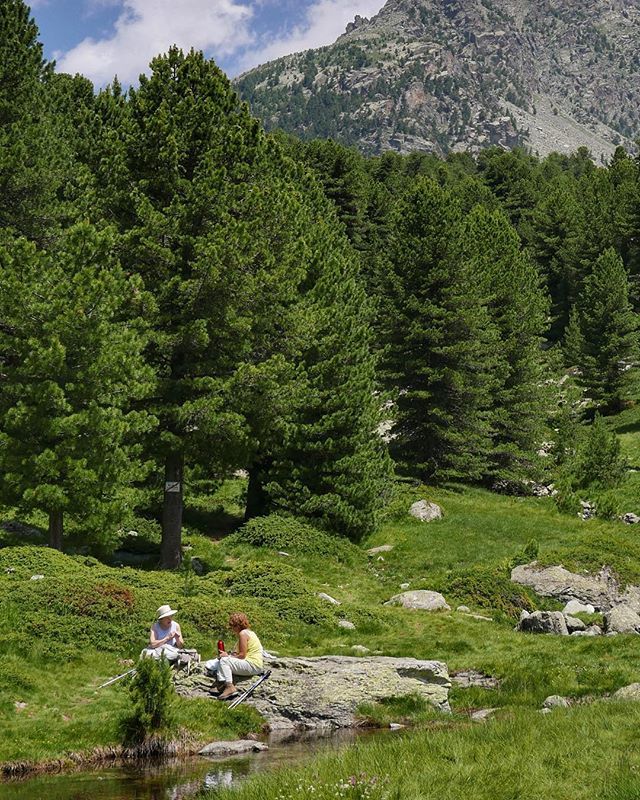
<box><xmin>119</xmin><ymin>656</ymin><xmax>177</xmax><ymax>746</ymax></box>
<box><xmin>510</xmin><ymin>539</ymin><xmax>539</xmax><ymax>569</ymax></box>
<box><xmin>182</xmin><ymin>532</ymin><xmax>225</xmax><ymax>574</ymax></box>
<box><xmin>436</xmin><ymin>564</ymin><xmax>537</xmax><ymax>618</ymax></box>
<box><xmin>117</xmin><ymin>517</ymin><xmax>162</xmax><ymax>555</ymax></box>
<box><xmin>228</xmin><ymin>515</ymin><xmax>361</xmax><ymax>563</ymax></box>
<box><xmin>223</xmin><ymin>561</ymin><xmax>309</xmax><ymax>600</ymax></box>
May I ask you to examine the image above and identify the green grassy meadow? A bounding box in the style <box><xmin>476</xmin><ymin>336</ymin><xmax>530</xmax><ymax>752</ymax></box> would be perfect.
<box><xmin>1</xmin><ymin>408</ymin><xmax>640</xmax><ymax>793</ymax></box>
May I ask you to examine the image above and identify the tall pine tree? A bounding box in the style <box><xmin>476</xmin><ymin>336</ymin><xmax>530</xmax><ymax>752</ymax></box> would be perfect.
<box><xmin>461</xmin><ymin>205</ymin><xmax>549</xmax><ymax>479</ymax></box>
<box><xmin>570</xmin><ymin>248</ymin><xmax>639</xmax><ymax>412</ymax></box>
<box><xmin>381</xmin><ymin>178</ymin><xmax>501</xmax><ymax>483</ymax></box>
<box><xmin>0</xmin><ymin>224</ymin><xmax>154</xmax><ymax>549</ymax></box>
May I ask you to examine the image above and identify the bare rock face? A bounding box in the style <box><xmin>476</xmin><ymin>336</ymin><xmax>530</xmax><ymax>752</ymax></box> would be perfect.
<box><xmin>250</xmin><ymin>656</ymin><xmax>451</xmax><ymax>729</ymax></box>
<box><xmin>409</xmin><ymin>501</ymin><xmax>443</xmax><ymax>522</ymax></box>
<box><xmin>175</xmin><ymin>657</ymin><xmax>450</xmax><ymax>730</ymax></box>
<box><xmin>384</xmin><ymin>590</ymin><xmax>451</xmax><ymax>611</ymax></box>
<box><xmin>235</xmin><ymin>0</ymin><xmax>639</xmax><ymax>161</ymax></box>
<box><xmin>517</xmin><ymin>610</ymin><xmax>569</xmax><ymax>635</ymax></box>
<box><xmin>511</xmin><ymin>563</ymin><xmax>619</xmax><ymax>611</ymax></box>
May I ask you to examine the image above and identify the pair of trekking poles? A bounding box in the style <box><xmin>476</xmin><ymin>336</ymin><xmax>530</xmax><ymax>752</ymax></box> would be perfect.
<box><xmin>97</xmin><ymin>665</ymin><xmax>272</xmax><ymax>711</ymax></box>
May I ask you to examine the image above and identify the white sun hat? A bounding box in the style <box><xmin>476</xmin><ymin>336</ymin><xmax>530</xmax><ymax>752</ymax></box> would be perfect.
<box><xmin>156</xmin><ymin>604</ymin><xmax>178</xmax><ymax>620</ymax></box>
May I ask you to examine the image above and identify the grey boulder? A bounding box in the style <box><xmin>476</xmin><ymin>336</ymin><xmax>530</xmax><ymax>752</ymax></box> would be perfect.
<box><xmin>384</xmin><ymin>590</ymin><xmax>451</xmax><ymax>611</ymax></box>
<box><xmin>563</xmin><ymin>600</ymin><xmax>595</xmax><ymax>616</ymax></box>
<box><xmin>409</xmin><ymin>501</ymin><xmax>443</xmax><ymax>522</ymax></box>
<box><xmin>613</xmin><ymin>683</ymin><xmax>640</xmax><ymax>701</ymax></box>
<box><xmin>511</xmin><ymin>563</ymin><xmax>618</xmax><ymax>610</ymax></box>
<box><xmin>517</xmin><ymin>611</ymin><xmax>569</xmax><ymax>635</ymax></box>
<box><xmin>564</xmin><ymin>615</ymin><xmax>586</xmax><ymax>633</ymax></box>
<box><xmin>543</xmin><ymin>695</ymin><xmax>570</xmax><ymax>709</ymax></box>
<box><xmin>604</xmin><ymin>605</ymin><xmax>640</xmax><ymax>634</ymax></box>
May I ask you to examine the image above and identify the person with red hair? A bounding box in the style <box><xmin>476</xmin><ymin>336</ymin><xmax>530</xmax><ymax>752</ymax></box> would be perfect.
<box><xmin>204</xmin><ymin>612</ymin><xmax>264</xmax><ymax>700</ymax></box>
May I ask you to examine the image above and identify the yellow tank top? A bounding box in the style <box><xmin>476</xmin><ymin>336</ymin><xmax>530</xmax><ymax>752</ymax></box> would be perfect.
<box><xmin>243</xmin><ymin>629</ymin><xmax>263</xmax><ymax>668</ymax></box>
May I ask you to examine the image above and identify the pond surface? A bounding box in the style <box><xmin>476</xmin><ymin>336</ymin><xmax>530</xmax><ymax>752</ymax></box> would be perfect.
<box><xmin>1</xmin><ymin>730</ymin><xmax>391</xmax><ymax>800</ymax></box>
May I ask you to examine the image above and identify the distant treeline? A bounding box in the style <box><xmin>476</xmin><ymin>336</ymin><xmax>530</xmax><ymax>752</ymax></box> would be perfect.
<box><xmin>0</xmin><ymin>2</ymin><xmax>638</xmax><ymax>566</ymax></box>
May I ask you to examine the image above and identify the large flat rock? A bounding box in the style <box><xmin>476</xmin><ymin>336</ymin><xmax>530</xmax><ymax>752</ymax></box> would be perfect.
<box><xmin>175</xmin><ymin>656</ymin><xmax>450</xmax><ymax>730</ymax></box>
<box><xmin>511</xmin><ymin>563</ymin><xmax>620</xmax><ymax>611</ymax></box>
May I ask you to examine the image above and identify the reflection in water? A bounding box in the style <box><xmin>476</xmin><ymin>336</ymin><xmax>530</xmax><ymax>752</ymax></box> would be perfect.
<box><xmin>0</xmin><ymin>730</ymin><xmax>390</xmax><ymax>800</ymax></box>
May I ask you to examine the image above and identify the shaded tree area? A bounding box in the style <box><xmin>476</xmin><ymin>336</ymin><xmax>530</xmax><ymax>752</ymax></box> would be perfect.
<box><xmin>0</xmin><ymin>3</ymin><xmax>638</xmax><ymax>564</ymax></box>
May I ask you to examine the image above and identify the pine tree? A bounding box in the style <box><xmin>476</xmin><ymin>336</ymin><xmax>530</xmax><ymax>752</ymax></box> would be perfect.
<box><xmin>381</xmin><ymin>178</ymin><xmax>501</xmax><ymax>483</ymax></box>
<box><xmin>572</xmin><ymin>248</ymin><xmax>639</xmax><ymax>411</ymax></box>
<box><xmin>262</xmin><ymin>215</ymin><xmax>391</xmax><ymax>540</ymax></box>
<box><xmin>461</xmin><ymin>205</ymin><xmax>549</xmax><ymax>479</ymax></box>
<box><xmin>526</xmin><ymin>178</ymin><xmax>583</xmax><ymax>341</ymax></box>
<box><xmin>0</xmin><ymin>224</ymin><xmax>154</xmax><ymax>550</ymax></box>
<box><xmin>0</xmin><ymin>1</ymin><xmax>64</xmax><ymax>242</ymax></box>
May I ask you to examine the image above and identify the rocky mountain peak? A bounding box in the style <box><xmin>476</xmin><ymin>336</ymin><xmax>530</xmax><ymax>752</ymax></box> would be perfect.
<box><xmin>235</xmin><ymin>0</ymin><xmax>640</xmax><ymax>160</ymax></box>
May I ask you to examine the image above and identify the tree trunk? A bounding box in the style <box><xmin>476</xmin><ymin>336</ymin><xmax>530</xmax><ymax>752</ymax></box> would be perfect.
<box><xmin>244</xmin><ymin>459</ymin><xmax>271</xmax><ymax>521</ymax></box>
<box><xmin>161</xmin><ymin>451</ymin><xmax>184</xmax><ymax>569</ymax></box>
<box><xmin>48</xmin><ymin>509</ymin><xmax>64</xmax><ymax>551</ymax></box>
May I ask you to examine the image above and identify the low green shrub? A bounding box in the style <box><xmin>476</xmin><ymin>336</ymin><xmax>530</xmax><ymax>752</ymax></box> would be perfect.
<box><xmin>182</xmin><ymin>531</ymin><xmax>225</xmax><ymax>574</ymax></box>
<box><xmin>117</xmin><ymin>517</ymin><xmax>162</xmax><ymax>555</ymax></box>
<box><xmin>223</xmin><ymin>560</ymin><xmax>310</xmax><ymax>600</ymax></box>
<box><xmin>119</xmin><ymin>656</ymin><xmax>177</xmax><ymax>746</ymax></box>
<box><xmin>436</xmin><ymin>564</ymin><xmax>537</xmax><ymax>618</ymax></box>
<box><xmin>378</xmin><ymin>482</ymin><xmax>434</xmax><ymax>523</ymax></box>
<box><xmin>228</xmin><ymin>515</ymin><xmax>361</xmax><ymax>563</ymax></box>
<box><xmin>509</xmin><ymin>539</ymin><xmax>540</xmax><ymax>569</ymax></box>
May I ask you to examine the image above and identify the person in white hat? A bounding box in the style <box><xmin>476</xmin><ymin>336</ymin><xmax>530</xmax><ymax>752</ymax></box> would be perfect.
<box><xmin>141</xmin><ymin>604</ymin><xmax>184</xmax><ymax>661</ymax></box>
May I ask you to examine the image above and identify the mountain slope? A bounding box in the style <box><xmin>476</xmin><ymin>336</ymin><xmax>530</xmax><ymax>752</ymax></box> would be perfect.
<box><xmin>235</xmin><ymin>0</ymin><xmax>640</xmax><ymax>159</ymax></box>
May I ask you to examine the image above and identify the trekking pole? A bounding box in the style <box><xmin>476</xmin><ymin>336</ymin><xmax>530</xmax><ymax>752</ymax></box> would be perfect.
<box><xmin>97</xmin><ymin>667</ymin><xmax>137</xmax><ymax>690</ymax></box>
<box><xmin>228</xmin><ymin>670</ymin><xmax>272</xmax><ymax>710</ymax></box>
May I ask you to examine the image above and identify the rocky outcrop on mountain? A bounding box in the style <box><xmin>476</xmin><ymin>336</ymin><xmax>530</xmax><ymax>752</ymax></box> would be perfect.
<box><xmin>511</xmin><ymin>563</ymin><xmax>619</xmax><ymax>611</ymax></box>
<box><xmin>235</xmin><ymin>0</ymin><xmax>639</xmax><ymax>160</ymax></box>
<box><xmin>175</xmin><ymin>656</ymin><xmax>451</xmax><ymax>730</ymax></box>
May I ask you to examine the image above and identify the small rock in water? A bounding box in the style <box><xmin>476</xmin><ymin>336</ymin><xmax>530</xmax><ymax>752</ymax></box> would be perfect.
<box><xmin>338</xmin><ymin>620</ymin><xmax>356</xmax><ymax>630</ymax></box>
<box><xmin>389</xmin><ymin>722</ymin><xmax>405</xmax><ymax>730</ymax></box>
<box><xmin>199</xmin><ymin>740</ymin><xmax>268</xmax><ymax>757</ymax></box>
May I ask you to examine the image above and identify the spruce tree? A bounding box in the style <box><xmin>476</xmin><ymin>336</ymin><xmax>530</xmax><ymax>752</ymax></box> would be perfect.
<box><xmin>572</xmin><ymin>248</ymin><xmax>639</xmax><ymax>411</ymax></box>
<box><xmin>461</xmin><ymin>206</ymin><xmax>549</xmax><ymax>479</ymax></box>
<box><xmin>382</xmin><ymin>178</ymin><xmax>501</xmax><ymax>483</ymax></box>
<box><xmin>0</xmin><ymin>224</ymin><xmax>154</xmax><ymax>549</ymax></box>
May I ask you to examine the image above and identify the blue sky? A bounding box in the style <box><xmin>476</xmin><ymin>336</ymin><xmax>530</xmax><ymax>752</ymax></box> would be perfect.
<box><xmin>30</xmin><ymin>0</ymin><xmax>386</xmax><ymax>86</ymax></box>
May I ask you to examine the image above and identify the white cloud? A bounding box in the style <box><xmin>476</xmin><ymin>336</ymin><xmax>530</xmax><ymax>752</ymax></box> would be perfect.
<box><xmin>56</xmin><ymin>0</ymin><xmax>255</xmax><ymax>86</ymax></box>
<box><xmin>237</xmin><ymin>0</ymin><xmax>386</xmax><ymax>74</ymax></box>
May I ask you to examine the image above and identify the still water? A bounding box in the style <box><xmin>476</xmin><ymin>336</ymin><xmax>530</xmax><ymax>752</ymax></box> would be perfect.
<box><xmin>1</xmin><ymin>730</ymin><xmax>389</xmax><ymax>800</ymax></box>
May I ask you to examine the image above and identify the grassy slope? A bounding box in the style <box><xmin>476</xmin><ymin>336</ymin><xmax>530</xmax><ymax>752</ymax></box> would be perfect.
<box><xmin>1</xmin><ymin>403</ymin><xmax>639</xmax><ymax>784</ymax></box>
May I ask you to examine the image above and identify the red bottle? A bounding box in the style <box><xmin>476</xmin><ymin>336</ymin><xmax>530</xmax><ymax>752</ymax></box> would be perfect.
<box><xmin>217</xmin><ymin>639</ymin><xmax>225</xmax><ymax>654</ymax></box>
